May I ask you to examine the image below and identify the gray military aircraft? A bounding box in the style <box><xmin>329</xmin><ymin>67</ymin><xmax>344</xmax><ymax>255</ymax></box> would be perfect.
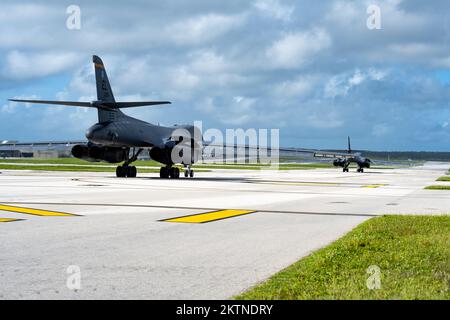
<box><xmin>10</xmin><ymin>55</ymin><xmax>201</xmax><ymax>179</ymax></box>
<box><xmin>313</xmin><ymin>136</ymin><xmax>372</xmax><ymax>172</ymax></box>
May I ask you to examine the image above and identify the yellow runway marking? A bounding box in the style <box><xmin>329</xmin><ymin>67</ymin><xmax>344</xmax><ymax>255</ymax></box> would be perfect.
<box><xmin>162</xmin><ymin>209</ymin><xmax>256</xmax><ymax>223</ymax></box>
<box><xmin>252</xmin><ymin>181</ymin><xmax>340</xmax><ymax>186</ymax></box>
<box><xmin>0</xmin><ymin>218</ymin><xmax>23</xmax><ymax>223</ymax></box>
<box><xmin>362</xmin><ymin>184</ymin><xmax>387</xmax><ymax>188</ymax></box>
<box><xmin>0</xmin><ymin>204</ymin><xmax>77</xmax><ymax>217</ymax></box>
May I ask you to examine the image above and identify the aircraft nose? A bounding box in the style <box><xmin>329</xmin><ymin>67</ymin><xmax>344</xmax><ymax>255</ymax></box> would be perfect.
<box><xmin>85</xmin><ymin>127</ymin><xmax>94</xmax><ymax>140</ymax></box>
<box><xmin>85</xmin><ymin>124</ymin><xmax>103</xmax><ymax>140</ymax></box>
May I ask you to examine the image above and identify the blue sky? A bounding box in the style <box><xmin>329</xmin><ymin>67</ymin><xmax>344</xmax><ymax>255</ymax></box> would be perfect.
<box><xmin>0</xmin><ymin>0</ymin><xmax>449</xmax><ymax>151</ymax></box>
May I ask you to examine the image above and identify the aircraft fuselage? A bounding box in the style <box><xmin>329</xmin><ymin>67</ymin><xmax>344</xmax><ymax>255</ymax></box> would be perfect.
<box><xmin>85</xmin><ymin>114</ymin><xmax>200</xmax><ymax>149</ymax></box>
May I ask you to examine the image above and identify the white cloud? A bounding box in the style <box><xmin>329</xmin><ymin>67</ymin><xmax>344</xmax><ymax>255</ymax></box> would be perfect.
<box><xmin>169</xmin><ymin>67</ymin><xmax>201</xmax><ymax>91</ymax></box>
<box><xmin>167</xmin><ymin>13</ymin><xmax>247</xmax><ymax>45</ymax></box>
<box><xmin>387</xmin><ymin>43</ymin><xmax>437</xmax><ymax>58</ymax></box>
<box><xmin>197</xmin><ymin>96</ymin><xmax>257</xmax><ymax>126</ymax></box>
<box><xmin>348</xmin><ymin>70</ymin><xmax>365</xmax><ymax>86</ymax></box>
<box><xmin>266</xmin><ymin>29</ymin><xmax>331</xmax><ymax>69</ymax></box>
<box><xmin>307</xmin><ymin>111</ymin><xmax>343</xmax><ymax>129</ymax></box>
<box><xmin>189</xmin><ymin>50</ymin><xmax>231</xmax><ymax>74</ymax></box>
<box><xmin>325</xmin><ymin>68</ymin><xmax>387</xmax><ymax>98</ymax></box>
<box><xmin>368</xmin><ymin>68</ymin><xmax>389</xmax><ymax>81</ymax></box>
<box><xmin>3</xmin><ymin>51</ymin><xmax>81</xmax><ymax>80</ymax></box>
<box><xmin>254</xmin><ymin>0</ymin><xmax>295</xmax><ymax>22</ymax></box>
<box><xmin>0</xmin><ymin>0</ymin><xmax>449</xmax><ymax>149</ymax></box>
<box><xmin>1</xmin><ymin>95</ymin><xmax>40</xmax><ymax>113</ymax></box>
<box><xmin>274</xmin><ymin>76</ymin><xmax>315</xmax><ymax>98</ymax></box>
<box><xmin>372</xmin><ymin>123</ymin><xmax>390</xmax><ymax>137</ymax></box>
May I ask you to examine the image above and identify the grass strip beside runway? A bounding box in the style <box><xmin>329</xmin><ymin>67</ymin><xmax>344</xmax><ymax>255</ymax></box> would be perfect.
<box><xmin>425</xmin><ymin>185</ymin><xmax>450</xmax><ymax>190</ymax></box>
<box><xmin>236</xmin><ymin>215</ymin><xmax>450</xmax><ymax>300</ymax></box>
<box><xmin>0</xmin><ymin>164</ymin><xmax>162</xmax><ymax>173</ymax></box>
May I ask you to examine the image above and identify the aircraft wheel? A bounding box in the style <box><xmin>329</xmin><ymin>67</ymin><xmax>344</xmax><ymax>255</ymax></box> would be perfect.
<box><xmin>190</xmin><ymin>170</ymin><xmax>194</xmax><ymax>178</ymax></box>
<box><xmin>169</xmin><ymin>167</ymin><xmax>180</xmax><ymax>179</ymax></box>
<box><xmin>160</xmin><ymin>167</ymin><xmax>169</xmax><ymax>178</ymax></box>
<box><xmin>127</xmin><ymin>166</ymin><xmax>137</xmax><ymax>178</ymax></box>
<box><xmin>360</xmin><ymin>168</ymin><xmax>364</xmax><ymax>173</ymax></box>
<box><xmin>116</xmin><ymin>166</ymin><xmax>126</xmax><ymax>177</ymax></box>
<box><xmin>184</xmin><ymin>170</ymin><xmax>188</xmax><ymax>178</ymax></box>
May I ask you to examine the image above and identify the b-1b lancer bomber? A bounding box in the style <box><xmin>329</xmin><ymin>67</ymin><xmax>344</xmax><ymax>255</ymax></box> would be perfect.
<box><xmin>313</xmin><ymin>137</ymin><xmax>372</xmax><ymax>173</ymax></box>
<box><xmin>10</xmin><ymin>55</ymin><xmax>202</xmax><ymax>179</ymax></box>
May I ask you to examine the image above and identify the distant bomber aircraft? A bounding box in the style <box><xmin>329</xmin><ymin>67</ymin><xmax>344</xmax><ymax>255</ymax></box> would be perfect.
<box><xmin>10</xmin><ymin>55</ymin><xmax>201</xmax><ymax>179</ymax></box>
<box><xmin>313</xmin><ymin>137</ymin><xmax>372</xmax><ymax>173</ymax></box>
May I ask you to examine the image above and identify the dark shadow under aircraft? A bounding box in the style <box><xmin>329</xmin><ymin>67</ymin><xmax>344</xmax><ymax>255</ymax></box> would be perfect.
<box><xmin>10</xmin><ymin>55</ymin><xmax>202</xmax><ymax>179</ymax></box>
<box><xmin>313</xmin><ymin>136</ymin><xmax>372</xmax><ymax>173</ymax></box>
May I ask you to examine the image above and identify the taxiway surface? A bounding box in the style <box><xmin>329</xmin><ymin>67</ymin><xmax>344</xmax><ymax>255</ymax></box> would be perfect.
<box><xmin>0</xmin><ymin>162</ymin><xmax>448</xmax><ymax>299</ymax></box>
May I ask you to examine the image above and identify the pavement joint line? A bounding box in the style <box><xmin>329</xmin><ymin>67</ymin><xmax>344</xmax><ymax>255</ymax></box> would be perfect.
<box><xmin>244</xmin><ymin>180</ymin><xmax>390</xmax><ymax>188</ymax></box>
<box><xmin>160</xmin><ymin>209</ymin><xmax>256</xmax><ymax>223</ymax></box>
<box><xmin>0</xmin><ymin>204</ymin><xmax>80</xmax><ymax>217</ymax></box>
<box><xmin>0</xmin><ymin>202</ymin><xmax>380</xmax><ymax>218</ymax></box>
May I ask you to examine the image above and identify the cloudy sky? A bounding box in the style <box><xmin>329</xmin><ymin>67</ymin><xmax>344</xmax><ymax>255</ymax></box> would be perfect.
<box><xmin>0</xmin><ymin>0</ymin><xmax>449</xmax><ymax>151</ymax></box>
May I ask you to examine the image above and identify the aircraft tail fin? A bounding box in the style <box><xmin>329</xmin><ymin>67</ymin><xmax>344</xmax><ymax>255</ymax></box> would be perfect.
<box><xmin>93</xmin><ymin>55</ymin><xmax>122</xmax><ymax>122</ymax></box>
<box><xmin>93</xmin><ymin>55</ymin><xmax>115</xmax><ymax>102</ymax></box>
<box><xmin>9</xmin><ymin>55</ymin><xmax>171</xmax><ymax>123</ymax></box>
<box><xmin>92</xmin><ymin>55</ymin><xmax>171</xmax><ymax>122</ymax></box>
<box><xmin>347</xmin><ymin>136</ymin><xmax>352</xmax><ymax>154</ymax></box>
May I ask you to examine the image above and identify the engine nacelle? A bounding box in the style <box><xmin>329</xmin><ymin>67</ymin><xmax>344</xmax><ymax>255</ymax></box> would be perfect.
<box><xmin>71</xmin><ymin>144</ymin><xmax>128</xmax><ymax>163</ymax></box>
<box><xmin>149</xmin><ymin>147</ymin><xmax>173</xmax><ymax>165</ymax></box>
<box><xmin>149</xmin><ymin>144</ymin><xmax>199</xmax><ymax>166</ymax></box>
<box><xmin>360</xmin><ymin>159</ymin><xmax>371</xmax><ymax>168</ymax></box>
<box><xmin>333</xmin><ymin>159</ymin><xmax>346</xmax><ymax>167</ymax></box>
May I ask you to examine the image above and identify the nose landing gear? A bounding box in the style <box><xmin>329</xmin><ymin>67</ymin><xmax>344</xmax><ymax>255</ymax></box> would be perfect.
<box><xmin>184</xmin><ymin>165</ymin><xmax>194</xmax><ymax>178</ymax></box>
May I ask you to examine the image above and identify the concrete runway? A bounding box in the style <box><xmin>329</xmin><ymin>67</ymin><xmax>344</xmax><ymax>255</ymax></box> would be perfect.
<box><xmin>0</xmin><ymin>162</ymin><xmax>449</xmax><ymax>299</ymax></box>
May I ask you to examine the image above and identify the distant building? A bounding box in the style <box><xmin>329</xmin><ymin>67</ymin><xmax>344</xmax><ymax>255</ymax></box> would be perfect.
<box><xmin>0</xmin><ymin>140</ymin><xmax>73</xmax><ymax>158</ymax></box>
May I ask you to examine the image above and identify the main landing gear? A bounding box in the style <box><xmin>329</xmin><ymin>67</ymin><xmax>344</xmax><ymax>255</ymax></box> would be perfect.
<box><xmin>159</xmin><ymin>165</ymin><xmax>194</xmax><ymax>179</ymax></box>
<box><xmin>116</xmin><ymin>165</ymin><xmax>137</xmax><ymax>178</ymax></box>
<box><xmin>116</xmin><ymin>148</ymin><xmax>143</xmax><ymax>178</ymax></box>
<box><xmin>357</xmin><ymin>168</ymin><xmax>364</xmax><ymax>173</ymax></box>
<box><xmin>160</xmin><ymin>166</ymin><xmax>179</xmax><ymax>179</ymax></box>
<box><xmin>159</xmin><ymin>166</ymin><xmax>179</xmax><ymax>179</ymax></box>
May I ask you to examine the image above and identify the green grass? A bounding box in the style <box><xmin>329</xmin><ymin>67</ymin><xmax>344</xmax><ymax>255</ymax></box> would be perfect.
<box><xmin>0</xmin><ymin>164</ymin><xmax>161</xmax><ymax>173</ymax></box>
<box><xmin>194</xmin><ymin>162</ymin><xmax>335</xmax><ymax>170</ymax></box>
<box><xmin>436</xmin><ymin>176</ymin><xmax>450</xmax><ymax>182</ymax></box>
<box><xmin>0</xmin><ymin>158</ymin><xmax>336</xmax><ymax>171</ymax></box>
<box><xmin>236</xmin><ymin>215</ymin><xmax>450</xmax><ymax>300</ymax></box>
<box><xmin>0</xmin><ymin>158</ymin><xmax>162</xmax><ymax>166</ymax></box>
<box><xmin>0</xmin><ymin>157</ymin><xmax>397</xmax><ymax>172</ymax></box>
<box><xmin>425</xmin><ymin>185</ymin><xmax>450</xmax><ymax>190</ymax></box>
